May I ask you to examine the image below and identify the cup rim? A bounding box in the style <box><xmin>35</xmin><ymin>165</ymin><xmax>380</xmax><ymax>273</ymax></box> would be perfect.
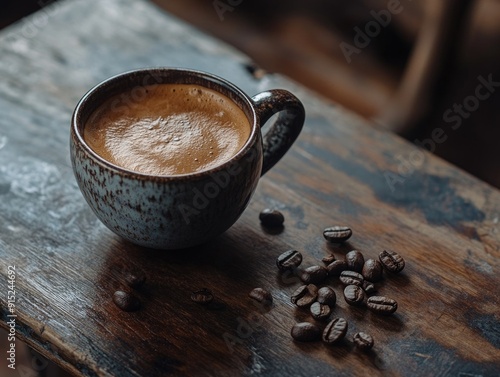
<box><xmin>71</xmin><ymin>67</ymin><xmax>259</xmax><ymax>181</ymax></box>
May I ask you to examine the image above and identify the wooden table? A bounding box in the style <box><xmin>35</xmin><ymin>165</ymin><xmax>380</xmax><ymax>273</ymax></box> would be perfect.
<box><xmin>0</xmin><ymin>0</ymin><xmax>499</xmax><ymax>376</ymax></box>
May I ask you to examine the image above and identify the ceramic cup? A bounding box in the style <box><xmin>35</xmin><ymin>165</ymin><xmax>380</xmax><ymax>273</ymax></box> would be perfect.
<box><xmin>70</xmin><ymin>68</ymin><xmax>304</xmax><ymax>249</ymax></box>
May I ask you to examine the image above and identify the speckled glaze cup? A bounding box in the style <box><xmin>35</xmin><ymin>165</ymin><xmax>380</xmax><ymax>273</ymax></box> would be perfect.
<box><xmin>70</xmin><ymin>68</ymin><xmax>304</xmax><ymax>249</ymax></box>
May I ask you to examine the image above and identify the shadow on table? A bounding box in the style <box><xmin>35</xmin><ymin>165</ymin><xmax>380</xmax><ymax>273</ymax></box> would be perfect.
<box><xmin>89</xmin><ymin>226</ymin><xmax>275</xmax><ymax>375</ymax></box>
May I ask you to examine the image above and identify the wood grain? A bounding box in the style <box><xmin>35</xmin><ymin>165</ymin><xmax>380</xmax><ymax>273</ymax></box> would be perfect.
<box><xmin>0</xmin><ymin>0</ymin><xmax>499</xmax><ymax>376</ymax></box>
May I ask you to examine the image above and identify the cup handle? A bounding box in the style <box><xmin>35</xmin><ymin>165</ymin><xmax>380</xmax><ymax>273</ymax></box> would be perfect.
<box><xmin>251</xmin><ymin>90</ymin><xmax>305</xmax><ymax>176</ymax></box>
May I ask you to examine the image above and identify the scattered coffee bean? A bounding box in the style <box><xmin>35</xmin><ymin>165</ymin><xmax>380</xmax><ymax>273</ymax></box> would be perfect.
<box><xmin>353</xmin><ymin>332</ymin><xmax>374</xmax><ymax>350</ymax></box>
<box><xmin>322</xmin><ymin>254</ymin><xmax>336</xmax><ymax>265</ymax></box>
<box><xmin>291</xmin><ymin>284</ymin><xmax>318</xmax><ymax>307</ymax></box>
<box><xmin>125</xmin><ymin>272</ymin><xmax>146</xmax><ymax>289</ymax></box>
<box><xmin>345</xmin><ymin>250</ymin><xmax>365</xmax><ymax>272</ymax></box>
<box><xmin>191</xmin><ymin>288</ymin><xmax>214</xmax><ymax>305</ymax></box>
<box><xmin>300</xmin><ymin>265</ymin><xmax>328</xmax><ymax>284</ymax></box>
<box><xmin>259</xmin><ymin>208</ymin><xmax>285</xmax><ymax>227</ymax></box>
<box><xmin>362</xmin><ymin>259</ymin><xmax>383</xmax><ymax>282</ymax></box>
<box><xmin>379</xmin><ymin>250</ymin><xmax>405</xmax><ymax>273</ymax></box>
<box><xmin>323</xmin><ymin>226</ymin><xmax>352</xmax><ymax>243</ymax></box>
<box><xmin>367</xmin><ymin>296</ymin><xmax>398</xmax><ymax>315</ymax></box>
<box><xmin>317</xmin><ymin>286</ymin><xmax>336</xmax><ymax>307</ymax></box>
<box><xmin>343</xmin><ymin>285</ymin><xmax>366</xmax><ymax>306</ymax></box>
<box><xmin>310</xmin><ymin>302</ymin><xmax>331</xmax><ymax>321</ymax></box>
<box><xmin>322</xmin><ymin>317</ymin><xmax>348</xmax><ymax>344</ymax></box>
<box><xmin>249</xmin><ymin>288</ymin><xmax>273</xmax><ymax>305</ymax></box>
<box><xmin>339</xmin><ymin>271</ymin><xmax>364</xmax><ymax>286</ymax></box>
<box><xmin>291</xmin><ymin>322</ymin><xmax>321</xmax><ymax>342</ymax></box>
<box><xmin>362</xmin><ymin>280</ymin><xmax>377</xmax><ymax>295</ymax></box>
<box><xmin>272</xmin><ymin>227</ymin><xmax>406</xmax><ymax>347</ymax></box>
<box><xmin>276</xmin><ymin>250</ymin><xmax>303</xmax><ymax>271</ymax></box>
<box><xmin>113</xmin><ymin>290</ymin><xmax>140</xmax><ymax>312</ymax></box>
<box><xmin>326</xmin><ymin>260</ymin><xmax>347</xmax><ymax>276</ymax></box>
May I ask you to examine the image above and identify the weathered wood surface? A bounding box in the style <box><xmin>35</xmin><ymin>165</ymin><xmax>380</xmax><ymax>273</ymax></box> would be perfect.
<box><xmin>0</xmin><ymin>0</ymin><xmax>499</xmax><ymax>376</ymax></box>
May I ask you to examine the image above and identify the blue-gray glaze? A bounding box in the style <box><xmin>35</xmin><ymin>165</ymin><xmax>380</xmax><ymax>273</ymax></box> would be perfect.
<box><xmin>70</xmin><ymin>68</ymin><xmax>304</xmax><ymax>249</ymax></box>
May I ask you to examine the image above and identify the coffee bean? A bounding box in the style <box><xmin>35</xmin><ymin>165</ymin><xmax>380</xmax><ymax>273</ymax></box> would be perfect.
<box><xmin>125</xmin><ymin>272</ymin><xmax>146</xmax><ymax>289</ymax></box>
<box><xmin>343</xmin><ymin>285</ymin><xmax>365</xmax><ymax>306</ymax></box>
<box><xmin>326</xmin><ymin>260</ymin><xmax>347</xmax><ymax>276</ymax></box>
<box><xmin>259</xmin><ymin>208</ymin><xmax>284</xmax><ymax>227</ymax></box>
<box><xmin>362</xmin><ymin>280</ymin><xmax>377</xmax><ymax>295</ymax></box>
<box><xmin>322</xmin><ymin>254</ymin><xmax>336</xmax><ymax>265</ymax></box>
<box><xmin>339</xmin><ymin>271</ymin><xmax>364</xmax><ymax>286</ymax></box>
<box><xmin>322</xmin><ymin>317</ymin><xmax>348</xmax><ymax>344</ymax></box>
<box><xmin>276</xmin><ymin>250</ymin><xmax>303</xmax><ymax>271</ymax></box>
<box><xmin>249</xmin><ymin>288</ymin><xmax>273</xmax><ymax>305</ymax></box>
<box><xmin>310</xmin><ymin>302</ymin><xmax>331</xmax><ymax>321</ymax></box>
<box><xmin>317</xmin><ymin>286</ymin><xmax>336</xmax><ymax>307</ymax></box>
<box><xmin>323</xmin><ymin>226</ymin><xmax>352</xmax><ymax>243</ymax></box>
<box><xmin>113</xmin><ymin>290</ymin><xmax>140</xmax><ymax>312</ymax></box>
<box><xmin>353</xmin><ymin>332</ymin><xmax>374</xmax><ymax>350</ymax></box>
<box><xmin>291</xmin><ymin>284</ymin><xmax>318</xmax><ymax>307</ymax></box>
<box><xmin>345</xmin><ymin>250</ymin><xmax>365</xmax><ymax>272</ymax></box>
<box><xmin>378</xmin><ymin>250</ymin><xmax>405</xmax><ymax>273</ymax></box>
<box><xmin>367</xmin><ymin>296</ymin><xmax>398</xmax><ymax>315</ymax></box>
<box><xmin>291</xmin><ymin>322</ymin><xmax>321</xmax><ymax>342</ymax></box>
<box><xmin>362</xmin><ymin>259</ymin><xmax>383</xmax><ymax>282</ymax></box>
<box><xmin>191</xmin><ymin>288</ymin><xmax>214</xmax><ymax>305</ymax></box>
<box><xmin>300</xmin><ymin>265</ymin><xmax>328</xmax><ymax>284</ymax></box>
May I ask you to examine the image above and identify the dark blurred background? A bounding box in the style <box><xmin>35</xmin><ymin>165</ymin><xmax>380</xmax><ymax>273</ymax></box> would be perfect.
<box><xmin>150</xmin><ymin>0</ymin><xmax>500</xmax><ymax>188</ymax></box>
<box><xmin>1</xmin><ymin>0</ymin><xmax>499</xmax><ymax>376</ymax></box>
<box><xmin>2</xmin><ymin>0</ymin><xmax>499</xmax><ymax>187</ymax></box>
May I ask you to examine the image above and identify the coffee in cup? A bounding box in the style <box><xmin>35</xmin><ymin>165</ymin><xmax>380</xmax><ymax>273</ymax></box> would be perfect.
<box><xmin>83</xmin><ymin>84</ymin><xmax>251</xmax><ymax>176</ymax></box>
